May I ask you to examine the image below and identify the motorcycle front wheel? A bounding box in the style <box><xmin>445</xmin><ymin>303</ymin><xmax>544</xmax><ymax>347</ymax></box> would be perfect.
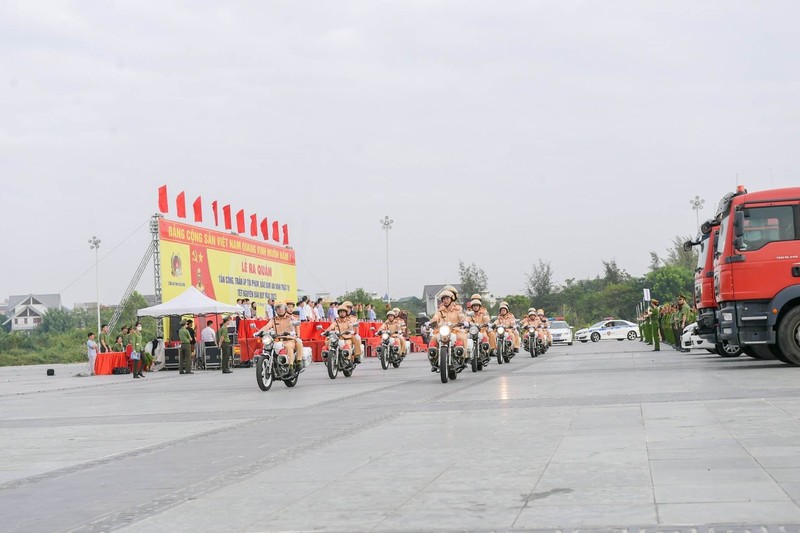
<box><xmin>440</xmin><ymin>346</ymin><xmax>449</xmax><ymax>384</ymax></box>
<box><xmin>327</xmin><ymin>352</ymin><xmax>339</xmax><ymax>379</ymax></box>
<box><xmin>380</xmin><ymin>345</ymin><xmax>389</xmax><ymax>370</ymax></box>
<box><xmin>256</xmin><ymin>357</ymin><xmax>273</xmax><ymax>391</ymax></box>
<box><xmin>471</xmin><ymin>348</ymin><xmax>479</xmax><ymax>373</ymax></box>
<box><xmin>496</xmin><ymin>347</ymin><xmax>503</xmax><ymax>365</ymax></box>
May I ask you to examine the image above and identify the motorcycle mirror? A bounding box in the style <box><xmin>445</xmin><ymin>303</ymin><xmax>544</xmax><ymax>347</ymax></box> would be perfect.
<box><xmin>291</xmin><ymin>320</ymin><xmax>301</xmax><ymax>327</ymax></box>
<box><xmin>466</xmin><ymin>311</ymin><xmax>475</xmax><ymax>317</ymax></box>
<box><xmin>315</xmin><ymin>325</ymin><xmax>323</xmax><ymax>330</ymax></box>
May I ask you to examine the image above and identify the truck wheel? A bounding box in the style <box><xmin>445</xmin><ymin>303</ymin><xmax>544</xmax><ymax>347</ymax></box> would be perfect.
<box><xmin>749</xmin><ymin>345</ymin><xmax>779</xmax><ymax>362</ymax></box>
<box><xmin>715</xmin><ymin>342</ymin><xmax>742</xmax><ymax>358</ymax></box>
<box><xmin>778</xmin><ymin>307</ymin><xmax>800</xmax><ymax>366</ymax></box>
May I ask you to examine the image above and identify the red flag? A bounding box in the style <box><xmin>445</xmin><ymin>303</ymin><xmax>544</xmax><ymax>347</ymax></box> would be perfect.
<box><xmin>192</xmin><ymin>196</ymin><xmax>203</xmax><ymax>223</ymax></box>
<box><xmin>260</xmin><ymin>218</ymin><xmax>269</xmax><ymax>240</ymax></box>
<box><xmin>250</xmin><ymin>214</ymin><xmax>258</xmax><ymax>237</ymax></box>
<box><xmin>236</xmin><ymin>209</ymin><xmax>245</xmax><ymax>234</ymax></box>
<box><xmin>158</xmin><ymin>185</ymin><xmax>168</xmax><ymax>213</ymax></box>
<box><xmin>211</xmin><ymin>201</ymin><xmax>219</xmax><ymax>226</ymax></box>
<box><xmin>222</xmin><ymin>205</ymin><xmax>232</xmax><ymax>230</ymax></box>
<box><xmin>272</xmin><ymin>221</ymin><xmax>280</xmax><ymax>242</ymax></box>
<box><xmin>176</xmin><ymin>192</ymin><xmax>186</xmax><ymax>218</ymax></box>
<box><xmin>282</xmin><ymin>224</ymin><xmax>289</xmax><ymax>246</ymax></box>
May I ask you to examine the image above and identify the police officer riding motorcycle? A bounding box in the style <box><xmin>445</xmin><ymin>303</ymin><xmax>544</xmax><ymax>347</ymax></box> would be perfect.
<box><xmin>426</xmin><ymin>289</ymin><xmax>468</xmax><ymax>383</ymax></box>
<box><xmin>466</xmin><ymin>298</ymin><xmax>492</xmax><ymax>372</ymax></box>
<box><xmin>493</xmin><ymin>301</ymin><xmax>519</xmax><ymax>364</ymax></box>
<box><xmin>254</xmin><ymin>301</ymin><xmax>307</xmax><ymax>390</ymax></box>
<box><xmin>321</xmin><ymin>301</ymin><xmax>361</xmax><ymax>379</ymax></box>
<box><xmin>376</xmin><ymin>309</ymin><xmax>406</xmax><ymax>369</ymax></box>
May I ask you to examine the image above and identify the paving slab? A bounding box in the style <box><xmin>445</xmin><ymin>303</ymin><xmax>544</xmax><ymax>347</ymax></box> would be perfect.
<box><xmin>3</xmin><ymin>342</ymin><xmax>800</xmax><ymax>531</ymax></box>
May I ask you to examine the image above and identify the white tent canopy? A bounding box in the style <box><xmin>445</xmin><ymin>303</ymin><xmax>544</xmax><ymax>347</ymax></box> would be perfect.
<box><xmin>137</xmin><ymin>287</ymin><xmax>242</xmax><ymax>318</ymax></box>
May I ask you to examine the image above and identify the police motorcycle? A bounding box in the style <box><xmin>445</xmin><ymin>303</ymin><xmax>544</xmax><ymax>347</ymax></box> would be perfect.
<box><xmin>320</xmin><ymin>328</ymin><xmax>359</xmax><ymax>379</ymax></box>
<box><xmin>494</xmin><ymin>323</ymin><xmax>516</xmax><ymax>364</ymax></box>
<box><xmin>375</xmin><ymin>328</ymin><xmax>405</xmax><ymax>370</ymax></box>
<box><xmin>254</xmin><ymin>328</ymin><xmax>308</xmax><ymax>391</ymax></box>
<box><xmin>427</xmin><ymin>321</ymin><xmax>467</xmax><ymax>384</ymax></box>
<box><xmin>465</xmin><ymin>312</ymin><xmax>491</xmax><ymax>373</ymax></box>
<box><xmin>522</xmin><ymin>324</ymin><xmax>540</xmax><ymax>357</ymax></box>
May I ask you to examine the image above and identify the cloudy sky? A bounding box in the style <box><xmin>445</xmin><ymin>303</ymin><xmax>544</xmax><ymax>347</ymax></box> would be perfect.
<box><xmin>2</xmin><ymin>1</ymin><xmax>798</xmax><ymax>307</ymax></box>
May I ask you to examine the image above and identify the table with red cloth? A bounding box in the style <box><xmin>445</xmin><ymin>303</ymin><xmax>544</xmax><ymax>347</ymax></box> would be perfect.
<box><xmin>94</xmin><ymin>351</ymin><xmax>128</xmax><ymax>375</ymax></box>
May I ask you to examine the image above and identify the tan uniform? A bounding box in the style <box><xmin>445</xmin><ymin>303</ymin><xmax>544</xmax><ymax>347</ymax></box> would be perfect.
<box><xmin>378</xmin><ymin>318</ymin><xmax>406</xmax><ymax>355</ymax></box>
<box><xmin>325</xmin><ymin>317</ymin><xmax>359</xmax><ymax>359</ymax></box>
<box><xmin>430</xmin><ymin>303</ymin><xmax>468</xmax><ymax>356</ymax></box>
<box><xmin>494</xmin><ymin>312</ymin><xmax>520</xmax><ymax>349</ymax></box>
<box><xmin>467</xmin><ymin>308</ymin><xmax>496</xmax><ymax>350</ymax></box>
<box><xmin>259</xmin><ymin>314</ymin><xmax>303</xmax><ymax>364</ymax></box>
<box><xmin>348</xmin><ymin>315</ymin><xmax>363</xmax><ymax>357</ymax></box>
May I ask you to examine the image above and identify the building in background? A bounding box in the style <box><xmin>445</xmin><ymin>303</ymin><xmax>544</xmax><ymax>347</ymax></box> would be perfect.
<box><xmin>2</xmin><ymin>294</ymin><xmax>63</xmax><ymax>332</ymax></box>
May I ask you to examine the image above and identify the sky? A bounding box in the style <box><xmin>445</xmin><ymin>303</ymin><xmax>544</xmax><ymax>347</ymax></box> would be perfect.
<box><xmin>1</xmin><ymin>1</ymin><xmax>799</xmax><ymax>308</ymax></box>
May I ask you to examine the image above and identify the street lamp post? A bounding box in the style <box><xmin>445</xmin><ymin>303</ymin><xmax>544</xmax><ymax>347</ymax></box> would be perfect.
<box><xmin>689</xmin><ymin>195</ymin><xmax>705</xmax><ymax>230</ymax></box>
<box><xmin>379</xmin><ymin>216</ymin><xmax>393</xmax><ymax>306</ymax></box>
<box><xmin>89</xmin><ymin>236</ymin><xmax>101</xmax><ymax>334</ymax></box>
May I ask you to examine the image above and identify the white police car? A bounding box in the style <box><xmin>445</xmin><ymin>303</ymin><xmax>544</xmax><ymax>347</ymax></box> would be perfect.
<box><xmin>575</xmin><ymin>319</ymin><xmax>639</xmax><ymax>342</ymax></box>
<box><xmin>547</xmin><ymin>320</ymin><xmax>573</xmax><ymax>345</ymax></box>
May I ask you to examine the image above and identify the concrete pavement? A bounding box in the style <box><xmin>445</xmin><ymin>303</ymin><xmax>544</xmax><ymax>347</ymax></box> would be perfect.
<box><xmin>3</xmin><ymin>341</ymin><xmax>800</xmax><ymax>531</ymax></box>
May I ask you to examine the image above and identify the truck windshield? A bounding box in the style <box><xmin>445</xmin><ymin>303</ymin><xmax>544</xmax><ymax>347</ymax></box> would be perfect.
<box><xmin>716</xmin><ymin>214</ymin><xmax>729</xmax><ymax>258</ymax></box>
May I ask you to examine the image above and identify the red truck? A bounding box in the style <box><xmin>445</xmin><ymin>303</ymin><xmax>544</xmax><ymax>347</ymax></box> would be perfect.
<box><xmin>685</xmin><ymin>224</ymin><xmax>742</xmax><ymax>357</ymax></box>
<box><xmin>712</xmin><ymin>185</ymin><xmax>800</xmax><ymax>364</ymax></box>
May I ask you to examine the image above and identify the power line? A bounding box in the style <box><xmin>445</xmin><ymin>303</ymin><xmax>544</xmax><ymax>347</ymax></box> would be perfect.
<box><xmin>59</xmin><ymin>218</ymin><xmax>150</xmax><ymax>295</ymax></box>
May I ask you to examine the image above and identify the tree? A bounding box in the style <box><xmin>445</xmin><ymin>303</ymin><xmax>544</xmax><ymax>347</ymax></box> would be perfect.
<box><xmin>338</xmin><ymin>288</ymin><xmax>374</xmax><ymax>305</ymax></box>
<box><xmin>663</xmin><ymin>235</ymin><xmax>698</xmax><ymax>271</ymax></box>
<box><xmin>525</xmin><ymin>260</ymin><xmax>554</xmax><ymax>302</ymax></box>
<box><xmin>41</xmin><ymin>307</ymin><xmax>75</xmax><ymax>334</ymax></box>
<box><xmin>645</xmin><ymin>265</ymin><xmax>693</xmax><ymax>304</ymax></box>
<box><xmin>496</xmin><ymin>295</ymin><xmax>530</xmax><ymax>318</ymax></box>
<box><xmin>602</xmin><ymin>260</ymin><xmax>630</xmax><ymax>284</ymax></box>
<box><xmin>458</xmin><ymin>261</ymin><xmax>488</xmax><ymax>299</ymax></box>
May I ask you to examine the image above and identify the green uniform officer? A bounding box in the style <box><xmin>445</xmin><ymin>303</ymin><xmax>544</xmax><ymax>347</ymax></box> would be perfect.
<box><xmin>131</xmin><ymin>323</ymin><xmax>145</xmax><ymax>378</ymax></box>
<box><xmin>178</xmin><ymin>320</ymin><xmax>194</xmax><ymax>374</ymax></box>
<box><xmin>217</xmin><ymin>316</ymin><xmax>233</xmax><ymax>374</ymax></box>
<box><xmin>99</xmin><ymin>325</ymin><xmax>110</xmax><ymax>353</ymax></box>
<box><xmin>649</xmin><ymin>300</ymin><xmax>660</xmax><ymax>351</ymax></box>
<box><xmin>643</xmin><ymin>313</ymin><xmax>652</xmax><ymax>344</ymax></box>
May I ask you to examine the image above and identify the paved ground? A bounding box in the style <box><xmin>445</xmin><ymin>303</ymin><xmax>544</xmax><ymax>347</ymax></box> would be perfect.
<box><xmin>3</xmin><ymin>340</ymin><xmax>800</xmax><ymax>532</ymax></box>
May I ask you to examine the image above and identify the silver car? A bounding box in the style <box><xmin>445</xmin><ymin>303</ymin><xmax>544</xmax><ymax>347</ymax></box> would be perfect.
<box><xmin>548</xmin><ymin>320</ymin><xmax>573</xmax><ymax>345</ymax></box>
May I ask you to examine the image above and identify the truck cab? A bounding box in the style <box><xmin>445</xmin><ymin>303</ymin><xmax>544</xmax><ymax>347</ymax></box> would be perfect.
<box><xmin>714</xmin><ymin>186</ymin><xmax>800</xmax><ymax>363</ymax></box>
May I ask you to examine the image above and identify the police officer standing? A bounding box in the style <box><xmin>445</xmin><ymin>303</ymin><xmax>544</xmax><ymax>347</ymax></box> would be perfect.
<box><xmin>648</xmin><ymin>300</ymin><xmax>660</xmax><ymax>352</ymax></box>
<box><xmin>217</xmin><ymin>315</ymin><xmax>233</xmax><ymax>373</ymax></box>
<box><xmin>677</xmin><ymin>295</ymin><xmax>691</xmax><ymax>352</ymax></box>
<box><xmin>178</xmin><ymin>320</ymin><xmax>194</xmax><ymax>374</ymax></box>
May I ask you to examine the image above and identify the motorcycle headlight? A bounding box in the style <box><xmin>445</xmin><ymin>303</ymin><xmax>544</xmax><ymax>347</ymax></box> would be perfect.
<box><xmin>263</xmin><ymin>335</ymin><xmax>273</xmax><ymax>346</ymax></box>
<box><xmin>439</xmin><ymin>325</ymin><xmax>451</xmax><ymax>338</ymax></box>
<box><xmin>497</xmin><ymin>326</ymin><xmax>505</xmax><ymax>335</ymax></box>
<box><xmin>469</xmin><ymin>326</ymin><xmax>478</xmax><ymax>335</ymax></box>
<box><xmin>382</xmin><ymin>333</ymin><xmax>389</xmax><ymax>340</ymax></box>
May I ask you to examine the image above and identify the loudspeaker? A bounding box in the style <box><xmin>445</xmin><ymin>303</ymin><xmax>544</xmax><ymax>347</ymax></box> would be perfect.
<box><xmin>169</xmin><ymin>315</ymin><xmax>183</xmax><ymax>342</ymax></box>
<box><xmin>164</xmin><ymin>347</ymin><xmax>180</xmax><ymax>370</ymax></box>
<box><xmin>112</xmin><ymin>367</ymin><xmax>131</xmax><ymax>375</ymax></box>
<box><xmin>204</xmin><ymin>346</ymin><xmax>221</xmax><ymax>368</ymax></box>
<box><xmin>46</xmin><ymin>369</ymin><xmax>54</xmax><ymax>376</ymax></box>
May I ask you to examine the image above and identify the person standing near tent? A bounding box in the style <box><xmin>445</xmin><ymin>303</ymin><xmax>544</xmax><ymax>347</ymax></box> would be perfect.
<box><xmin>178</xmin><ymin>320</ymin><xmax>194</xmax><ymax>374</ymax></box>
<box><xmin>217</xmin><ymin>315</ymin><xmax>233</xmax><ymax>374</ymax></box>
<box><xmin>131</xmin><ymin>322</ymin><xmax>145</xmax><ymax>378</ymax></box>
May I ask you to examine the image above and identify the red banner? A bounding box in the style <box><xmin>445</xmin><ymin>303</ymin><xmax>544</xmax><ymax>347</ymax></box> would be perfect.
<box><xmin>176</xmin><ymin>192</ymin><xmax>186</xmax><ymax>219</ymax></box>
<box><xmin>223</xmin><ymin>205</ymin><xmax>232</xmax><ymax>230</ymax></box>
<box><xmin>236</xmin><ymin>209</ymin><xmax>245</xmax><ymax>234</ymax></box>
<box><xmin>158</xmin><ymin>185</ymin><xmax>168</xmax><ymax>213</ymax></box>
<box><xmin>193</xmin><ymin>196</ymin><xmax>203</xmax><ymax>223</ymax></box>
